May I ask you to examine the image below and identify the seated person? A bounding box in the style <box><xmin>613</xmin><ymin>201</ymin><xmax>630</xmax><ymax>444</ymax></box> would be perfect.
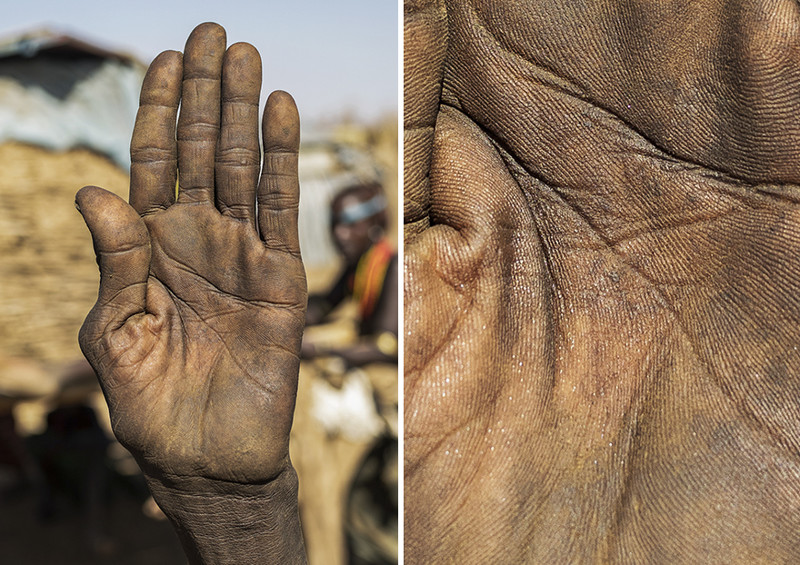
<box><xmin>303</xmin><ymin>182</ymin><xmax>398</xmax><ymax>367</ymax></box>
<box><xmin>302</xmin><ymin>182</ymin><xmax>399</xmax><ymax>564</ymax></box>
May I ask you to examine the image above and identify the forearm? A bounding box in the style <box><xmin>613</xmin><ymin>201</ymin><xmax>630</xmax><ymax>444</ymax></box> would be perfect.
<box><xmin>144</xmin><ymin>467</ymin><xmax>307</xmax><ymax>565</ymax></box>
<box><xmin>306</xmin><ymin>272</ymin><xmax>349</xmax><ymax>326</ymax></box>
<box><xmin>329</xmin><ymin>339</ymin><xmax>397</xmax><ymax>367</ymax></box>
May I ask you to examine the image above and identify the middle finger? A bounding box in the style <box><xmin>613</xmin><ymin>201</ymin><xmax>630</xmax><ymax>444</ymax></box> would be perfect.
<box><xmin>177</xmin><ymin>22</ymin><xmax>226</xmax><ymax>204</ymax></box>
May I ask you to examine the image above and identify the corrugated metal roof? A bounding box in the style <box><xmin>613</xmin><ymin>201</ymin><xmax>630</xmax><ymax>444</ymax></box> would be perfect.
<box><xmin>0</xmin><ymin>28</ymin><xmax>146</xmax><ymax>169</ymax></box>
<box><xmin>0</xmin><ymin>27</ymin><xmax>144</xmax><ymax>68</ymax></box>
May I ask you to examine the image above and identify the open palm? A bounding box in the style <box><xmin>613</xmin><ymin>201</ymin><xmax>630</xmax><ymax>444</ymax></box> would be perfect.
<box><xmin>405</xmin><ymin>1</ymin><xmax>800</xmax><ymax>563</ymax></box>
<box><xmin>77</xmin><ymin>23</ymin><xmax>305</xmax><ymax>487</ymax></box>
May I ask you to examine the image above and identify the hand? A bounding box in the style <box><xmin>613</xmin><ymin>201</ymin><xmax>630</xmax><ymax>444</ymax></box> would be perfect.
<box><xmin>405</xmin><ymin>1</ymin><xmax>800</xmax><ymax>562</ymax></box>
<box><xmin>77</xmin><ymin>23</ymin><xmax>306</xmax><ymax>563</ymax></box>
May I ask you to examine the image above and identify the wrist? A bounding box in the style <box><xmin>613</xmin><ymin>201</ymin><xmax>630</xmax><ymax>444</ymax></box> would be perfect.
<box><xmin>144</xmin><ymin>466</ymin><xmax>306</xmax><ymax>564</ymax></box>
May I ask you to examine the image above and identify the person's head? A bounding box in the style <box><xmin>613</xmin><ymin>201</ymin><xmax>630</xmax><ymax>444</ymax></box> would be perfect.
<box><xmin>330</xmin><ymin>182</ymin><xmax>387</xmax><ymax>265</ymax></box>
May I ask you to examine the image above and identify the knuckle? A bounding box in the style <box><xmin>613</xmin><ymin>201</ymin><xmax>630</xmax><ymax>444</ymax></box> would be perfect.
<box><xmin>131</xmin><ymin>146</ymin><xmax>175</xmax><ymax>164</ymax></box>
<box><xmin>177</xmin><ymin>122</ymin><xmax>219</xmax><ymax>140</ymax></box>
<box><xmin>258</xmin><ymin>191</ymin><xmax>299</xmax><ymax>209</ymax></box>
<box><xmin>216</xmin><ymin>147</ymin><xmax>260</xmax><ymax>167</ymax></box>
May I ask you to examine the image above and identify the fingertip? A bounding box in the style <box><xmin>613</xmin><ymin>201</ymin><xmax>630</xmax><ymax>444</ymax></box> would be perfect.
<box><xmin>193</xmin><ymin>21</ymin><xmax>226</xmax><ymax>36</ymax></box>
<box><xmin>263</xmin><ymin>91</ymin><xmax>300</xmax><ymax>152</ymax></box>
<box><xmin>223</xmin><ymin>42</ymin><xmax>262</xmax><ymax>97</ymax></box>
<box><xmin>227</xmin><ymin>41</ymin><xmax>261</xmax><ymax>62</ymax></box>
<box><xmin>75</xmin><ymin>186</ymin><xmax>149</xmax><ymax>254</ymax></box>
<box><xmin>141</xmin><ymin>51</ymin><xmax>183</xmax><ymax>106</ymax></box>
<box><xmin>75</xmin><ymin>185</ymin><xmax>105</xmax><ymax>213</ymax></box>
<box><xmin>186</xmin><ymin>22</ymin><xmax>227</xmax><ymax>57</ymax></box>
<box><xmin>151</xmin><ymin>50</ymin><xmax>183</xmax><ymax>76</ymax></box>
<box><xmin>267</xmin><ymin>90</ymin><xmax>297</xmax><ymax>109</ymax></box>
<box><xmin>152</xmin><ymin>49</ymin><xmax>183</xmax><ymax>66</ymax></box>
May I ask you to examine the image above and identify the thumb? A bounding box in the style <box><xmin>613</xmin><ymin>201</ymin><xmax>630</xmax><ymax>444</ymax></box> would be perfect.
<box><xmin>76</xmin><ymin>185</ymin><xmax>151</xmax><ymax>335</ymax></box>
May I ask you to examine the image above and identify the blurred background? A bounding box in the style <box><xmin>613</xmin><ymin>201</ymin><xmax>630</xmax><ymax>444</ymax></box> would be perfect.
<box><xmin>0</xmin><ymin>1</ymin><xmax>397</xmax><ymax>563</ymax></box>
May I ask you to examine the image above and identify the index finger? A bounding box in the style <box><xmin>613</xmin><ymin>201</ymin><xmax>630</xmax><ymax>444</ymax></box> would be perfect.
<box><xmin>129</xmin><ymin>50</ymin><xmax>182</xmax><ymax>216</ymax></box>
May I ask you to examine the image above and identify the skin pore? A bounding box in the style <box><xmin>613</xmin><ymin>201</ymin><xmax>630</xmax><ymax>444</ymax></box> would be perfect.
<box><xmin>405</xmin><ymin>0</ymin><xmax>800</xmax><ymax>563</ymax></box>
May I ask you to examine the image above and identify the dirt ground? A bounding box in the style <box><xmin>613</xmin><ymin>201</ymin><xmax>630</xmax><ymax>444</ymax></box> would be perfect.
<box><xmin>1</xmin><ymin>484</ymin><xmax>187</xmax><ymax>564</ymax></box>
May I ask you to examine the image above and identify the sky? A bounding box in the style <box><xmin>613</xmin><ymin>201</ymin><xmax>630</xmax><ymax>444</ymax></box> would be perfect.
<box><xmin>1</xmin><ymin>0</ymin><xmax>398</xmax><ymax>125</ymax></box>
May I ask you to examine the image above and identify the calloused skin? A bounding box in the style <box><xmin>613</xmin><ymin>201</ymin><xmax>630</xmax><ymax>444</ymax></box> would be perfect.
<box><xmin>77</xmin><ymin>23</ymin><xmax>306</xmax><ymax>564</ymax></box>
<box><xmin>405</xmin><ymin>0</ymin><xmax>800</xmax><ymax>563</ymax></box>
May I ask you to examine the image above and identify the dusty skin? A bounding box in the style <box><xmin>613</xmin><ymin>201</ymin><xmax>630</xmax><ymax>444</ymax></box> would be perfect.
<box><xmin>77</xmin><ymin>23</ymin><xmax>306</xmax><ymax>564</ymax></box>
<box><xmin>405</xmin><ymin>0</ymin><xmax>800</xmax><ymax>563</ymax></box>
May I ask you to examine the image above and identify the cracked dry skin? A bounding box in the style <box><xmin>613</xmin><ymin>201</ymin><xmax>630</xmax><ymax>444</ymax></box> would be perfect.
<box><xmin>405</xmin><ymin>0</ymin><xmax>800</xmax><ymax>562</ymax></box>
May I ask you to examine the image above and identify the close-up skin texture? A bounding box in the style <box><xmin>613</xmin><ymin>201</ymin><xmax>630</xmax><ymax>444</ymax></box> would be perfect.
<box><xmin>76</xmin><ymin>23</ymin><xmax>307</xmax><ymax>564</ymax></box>
<box><xmin>405</xmin><ymin>0</ymin><xmax>800</xmax><ymax>563</ymax></box>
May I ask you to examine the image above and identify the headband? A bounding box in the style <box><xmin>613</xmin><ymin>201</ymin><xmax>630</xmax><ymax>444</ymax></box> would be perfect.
<box><xmin>337</xmin><ymin>194</ymin><xmax>386</xmax><ymax>225</ymax></box>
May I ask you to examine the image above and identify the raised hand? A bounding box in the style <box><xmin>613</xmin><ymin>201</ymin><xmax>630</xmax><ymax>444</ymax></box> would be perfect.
<box><xmin>77</xmin><ymin>23</ymin><xmax>306</xmax><ymax>563</ymax></box>
<box><xmin>405</xmin><ymin>1</ymin><xmax>800</xmax><ymax>563</ymax></box>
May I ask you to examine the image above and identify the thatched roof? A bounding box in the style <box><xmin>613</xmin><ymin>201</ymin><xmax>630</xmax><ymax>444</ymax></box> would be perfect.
<box><xmin>0</xmin><ymin>142</ymin><xmax>128</xmax><ymax>394</ymax></box>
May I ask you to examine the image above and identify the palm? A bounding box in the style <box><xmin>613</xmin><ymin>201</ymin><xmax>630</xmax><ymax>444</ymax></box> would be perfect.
<box><xmin>78</xmin><ymin>25</ymin><xmax>305</xmax><ymax>486</ymax></box>
<box><xmin>100</xmin><ymin>206</ymin><xmax>304</xmax><ymax>482</ymax></box>
<box><xmin>406</xmin><ymin>1</ymin><xmax>800</xmax><ymax>562</ymax></box>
